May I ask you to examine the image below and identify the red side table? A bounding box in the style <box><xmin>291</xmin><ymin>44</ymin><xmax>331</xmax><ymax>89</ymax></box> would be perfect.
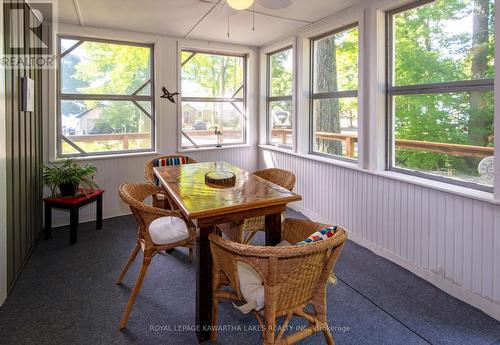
<box><xmin>44</xmin><ymin>189</ymin><xmax>104</xmax><ymax>244</ymax></box>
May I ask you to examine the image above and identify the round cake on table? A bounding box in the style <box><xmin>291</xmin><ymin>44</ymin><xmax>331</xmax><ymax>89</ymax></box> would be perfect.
<box><xmin>205</xmin><ymin>171</ymin><xmax>236</xmax><ymax>188</ymax></box>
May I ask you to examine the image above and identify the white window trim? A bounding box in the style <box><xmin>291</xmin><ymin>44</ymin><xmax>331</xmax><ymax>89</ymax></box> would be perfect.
<box><xmin>309</xmin><ymin>23</ymin><xmax>360</xmax><ymax>163</ymax></box>
<box><xmin>177</xmin><ymin>40</ymin><xmax>254</xmax><ymax>152</ymax></box>
<box><xmin>56</xmin><ymin>35</ymin><xmax>156</xmax><ymax>158</ymax></box>
<box><xmin>260</xmin><ymin>39</ymin><xmax>297</xmax><ymax>151</ymax></box>
<box><xmin>300</xmin><ymin>9</ymin><xmax>365</xmax><ymax>162</ymax></box>
<box><xmin>48</xmin><ymin>24</ymin><xmax>161</xmax><ymax>162</ymax></box>
<box><xmin>385</xmin><ymin>1</ymin><xmax>494</xmax><ymax>193</ymax></box>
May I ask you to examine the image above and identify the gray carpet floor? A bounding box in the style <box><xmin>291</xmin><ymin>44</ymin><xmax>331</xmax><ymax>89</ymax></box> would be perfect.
<box><xmin>0</xmin><ymin>209</ymin><xmax>500</xmax><ymax>345</ymax></box>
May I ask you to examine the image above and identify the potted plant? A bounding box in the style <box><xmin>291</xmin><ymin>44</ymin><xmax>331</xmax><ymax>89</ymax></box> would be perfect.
<box><xmin>43</xmin><ymin>160</ymin><xmax>99</xmax><ymax>197</ymax></box>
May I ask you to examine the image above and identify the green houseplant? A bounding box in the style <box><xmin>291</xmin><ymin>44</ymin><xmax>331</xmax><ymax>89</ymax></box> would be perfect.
<box><xmin>43</xmin><ymin>160</ymin><xmax>99</xmax><ymax>197</ymax></box>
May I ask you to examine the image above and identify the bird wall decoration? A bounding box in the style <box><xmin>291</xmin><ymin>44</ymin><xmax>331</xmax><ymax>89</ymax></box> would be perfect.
<box><xmin>160</xmin><ymin>87</ymin><xmax>179</xmax><ymax>103</ymax></box>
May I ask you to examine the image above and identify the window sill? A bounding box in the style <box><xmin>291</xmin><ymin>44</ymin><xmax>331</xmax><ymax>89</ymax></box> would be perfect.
<box><xmin>179</xmin><ymin>144</ymin><xmax>251</xmax><ymax>153</ymax></box>
<box><xmin>258</xmin><ymin>144</ymin><xmax>499</xmax><ymax>205</ymax></box>
<box><xmin>259</xmin><ymin>144</ymin><xmax>359</xmax><ymax>170</ymax></box>
<box><xmin>49</xmin><ymin>151</ymin><xmax>160</xmax><ymax>163</ymax></box>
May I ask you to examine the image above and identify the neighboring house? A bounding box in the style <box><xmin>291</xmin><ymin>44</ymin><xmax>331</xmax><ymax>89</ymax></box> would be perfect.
<box><xmin>183</xmin><ymin>102</ymin><xmax>239</xmax><ymax>129</ymax></box>
<box><xmin>75</xmin><ymin>107</ymin><xmax>103</xmax><ymax>135</ymax></box>
<box><xmin>182</xmin><ymin>103</ymin><xmax>199</xmax><ymax>127</ymax></box>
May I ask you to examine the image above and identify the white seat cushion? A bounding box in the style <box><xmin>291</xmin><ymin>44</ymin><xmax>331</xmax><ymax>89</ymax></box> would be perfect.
<box><xmin>233</xmin><ymin>262</ymin><xmax>265</xmax><ymax>314</ymax></box>
<box><xmin>233</xmin><ymin>240</ymin><xmax>292</xmax><ymax>314</ymax></box>
<box><xmin>148</xmin><ymin>216</ymin><xmax>189</xmax><ymax>245</ymax></box>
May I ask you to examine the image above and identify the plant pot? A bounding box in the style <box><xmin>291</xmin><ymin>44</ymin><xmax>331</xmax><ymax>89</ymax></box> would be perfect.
<box><xmin>59</xmin><ymin>183</ymin><xmax>79</xmax><ymax>197</ymax></box>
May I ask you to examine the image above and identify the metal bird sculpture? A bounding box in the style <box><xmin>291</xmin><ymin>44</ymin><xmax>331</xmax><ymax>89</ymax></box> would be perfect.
<box><xmin>161</xmin><ymin>87</ymin><xmax>179</xmax><ymax>103</ymax></box>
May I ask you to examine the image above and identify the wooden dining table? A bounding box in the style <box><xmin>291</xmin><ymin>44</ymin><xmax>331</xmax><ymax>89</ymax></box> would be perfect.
<box><xmin>154</xmin><ymin>161</ymin><xmax>301</xmax><ymax>342</ymax></box>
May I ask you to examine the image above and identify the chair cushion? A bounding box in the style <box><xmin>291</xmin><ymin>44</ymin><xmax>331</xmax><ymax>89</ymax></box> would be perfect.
<box><xmin>276</xmin><ymin>240</ymin><xmax>291</xmax><ymax>246</ymax></box>
<box><xmin>233</xmin><ymin>239</ymin><xmax>290</xmax><ymax>314</ymax></box>
<box><xmin>233</xmin><ymin>262</ymin><xmax>265</xmax><ymax>314</ymax></box>
<box><xmin>296</xmin><ymin>226</ymin><xmax>338</xmax><ymax>246</ymax></box>
<box><xmin>153</xmin><ymin>157</ymin><xmax>189</xmax><ymax>185</ymax></box>
<box><xmin>148</xmin><ymin>216</ymin><xmax>189</xmax><ymax>245</ymax></box>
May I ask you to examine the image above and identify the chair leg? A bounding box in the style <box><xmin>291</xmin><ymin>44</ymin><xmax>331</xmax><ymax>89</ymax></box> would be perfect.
<box><xmin>210</xmin><ymin>298</ymin><xmax>218</xmax><ymax>342</ymax></box>
<box><xmin>189</xmin><ymin>246</ymin><xmax>193</xmax><ymax>262</ymax></box>
<box><xmin>116</xmin><ymin>242</ymin><xmax>141</xmax><ymax>284</ymax></box>
<box><xmin>322</xmin><ymin>326</ymin><xmax>335</xmax><ymax>345</ymax></box>
<box><xmin>119</xmin><ymin>257</ymin><xmax>151</xmax><ymax>330</ymax></box>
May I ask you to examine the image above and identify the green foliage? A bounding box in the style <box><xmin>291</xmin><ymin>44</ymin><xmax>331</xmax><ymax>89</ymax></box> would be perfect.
<box><xmin>270</xmin><ymin>49</ymin><xmax>293</xmax><ymax>96</ymax></box>
<box><xmin>43</xmin><ymin>160</ymin><xmax>99</xmax><ymax>196</ymax></box>
<box><xmin>181</xmin><ymin>51</ymin><xmax>243</xmax><ymax>97</ymax></box>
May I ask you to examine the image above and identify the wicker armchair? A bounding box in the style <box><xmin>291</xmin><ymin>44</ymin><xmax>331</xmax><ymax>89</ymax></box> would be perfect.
<box><xmin>144</xmin><ymin>154</ymin><xmax>197</xmax><ymax>209</ymax></box>
<box><xmin>116</xmin><ymin>183</ymin><xmax>196</xmax><ymax>329</ymax></box>
<box><xmin>210</xmin><ymin>218</ymin><xmax>347</xmax><ymax>344</ymax></box>
<box><xmin>219</xmin><ymin>168</ymin><xmax>296</xmax><ymax>244</ymax></box>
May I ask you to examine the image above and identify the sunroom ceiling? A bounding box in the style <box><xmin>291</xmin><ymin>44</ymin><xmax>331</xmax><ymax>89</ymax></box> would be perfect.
<box><xmin>58</xmin><ymin>0</ymin><xmax>361</xmax><ymax>46</ymax></box>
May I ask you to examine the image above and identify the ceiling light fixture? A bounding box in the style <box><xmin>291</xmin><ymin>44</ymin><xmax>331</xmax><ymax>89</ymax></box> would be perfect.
<box><xmin>226</xmin><ymin>0</ymin><xmax>254</xmax><ymax>11</ymax></box>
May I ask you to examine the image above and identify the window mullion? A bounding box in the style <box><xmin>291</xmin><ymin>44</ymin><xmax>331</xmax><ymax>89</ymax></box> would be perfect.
<box><xmin>312</xmin><ymin>90</ymin><xmax>358</xmax><ymax>99</ymax></box>
<box><xmin>389</xmin><ymin>80</ymin><xmax>494</xmax><ymax>95</ymax></box>
<box><xmin>60</xmin><ymin>94</ymin><xmax>152</xmax><ymax>101</ymax></box>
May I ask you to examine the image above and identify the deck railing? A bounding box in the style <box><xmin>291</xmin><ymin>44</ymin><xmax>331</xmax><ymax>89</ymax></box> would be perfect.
<box><xmin>66</xmin><ymin>130</ymin><xmax>494</xmax><ymax>157</ymax></box>
<box><xmin>66</xmin><ymin>133</ymin><xmax>151</xmax><ymax>150</ymax></box>
<box><xmin>271</xmin><ymin>129</ymin><xmax>494</xmax><ymax>158</ymax></box>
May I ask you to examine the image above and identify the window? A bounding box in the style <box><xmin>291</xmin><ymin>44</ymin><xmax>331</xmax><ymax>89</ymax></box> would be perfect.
<box><xmin>180</xmin><ymin>50</ymin><xmax>246</xmax><ymax>148</ymax></box>
<box><xmin>267</xmin><ymin>47</ymin><xmax>293</xmax><ymax>147</ymax></box>
<box><xmin>310</xmin><ymin>25</ymin><xmax>359</xmax><ymax>160</ymax></box>
<box><xmin>388</xmin><ymin>0</ymin><xmax>495</xmax><ymax>191</ymax></box>
<box><xmin>57</xmin><ymin>37</ymin><xmax>154</xmax><ymax>157</ymax></box>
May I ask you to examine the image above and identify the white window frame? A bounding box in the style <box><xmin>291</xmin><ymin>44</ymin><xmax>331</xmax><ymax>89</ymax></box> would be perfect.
<box><xmin>266</xmin><ymin>46</ymin><xmax>294</xmax><ymax>148</ymax></box>
<box><xmin>56</xmin><ymin>35</ymin><xmax>156</xmax><ymax>158</ymax></box>
<box><xmin>386</xmin><ymin>1</ymin><xmax>495</xmax><ymax>193</ymax></box>
<box><xmin>178</xmin><ymin>49</ymin><xmax>247</xmax><ymax>150</ymax></box>
<box><xmin>309</xmin><ymin>23</ymin><xmax>360</xmax><ymax>163</ymax></box>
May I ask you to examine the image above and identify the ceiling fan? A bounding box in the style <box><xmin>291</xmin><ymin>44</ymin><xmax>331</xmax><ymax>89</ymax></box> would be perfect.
<box><xmin>217</xmin><ymin>0</ymin><xmax>292</xmax><ymax>38</ymax></box>
<box><xmin>226</xmin><ymin>0</ymin><xmax>292</xmax><ymax>11</ymax></box>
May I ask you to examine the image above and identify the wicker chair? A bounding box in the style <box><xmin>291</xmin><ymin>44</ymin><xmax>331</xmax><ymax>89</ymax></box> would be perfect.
<box><xmin>219</xmin><ymin>168</ymin><xmax>296</xmax><ymax>244</ymax></box>
<box><xmin>144</xmin><ymin>154</ymin><xmax>197</xmax><ymax>209</ymax></box>
<box><xmin>116</xmin><ymin>183</ymin><xmax>196</xmax><ymax>329</ymax></box>
<box><xmin>210</xmin><ymin>218</ymin><xmax>346</xmax><ymax>345</ymax></box>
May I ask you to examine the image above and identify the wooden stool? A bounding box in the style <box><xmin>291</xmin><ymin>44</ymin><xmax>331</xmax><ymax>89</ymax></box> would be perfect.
<box><xmin>44</xmin><ymin>189</ymin><xmax>104</xmax><ymax>244</ymax></box>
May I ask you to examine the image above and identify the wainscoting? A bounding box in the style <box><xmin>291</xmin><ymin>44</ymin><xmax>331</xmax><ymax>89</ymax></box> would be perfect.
<box><xmin>259</xmin><ymin>147</ymin><xmax>500</xmax><ymax>321</ymax></box>
<box><xmin>3</xmin><ymin>1</ymin><xmax>44</xmax><ymax>290</ymax></box>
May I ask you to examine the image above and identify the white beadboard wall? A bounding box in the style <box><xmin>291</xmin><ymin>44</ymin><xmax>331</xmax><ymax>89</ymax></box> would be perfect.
<box><xmin>45</xmin><ymin>24</ymin><xmax>259</xmax><ymax>227</ymax></box>
<box><xmin>259</xmin><ymin>147</ymin><xmax>500</xmax><ymax>320</ymax></box>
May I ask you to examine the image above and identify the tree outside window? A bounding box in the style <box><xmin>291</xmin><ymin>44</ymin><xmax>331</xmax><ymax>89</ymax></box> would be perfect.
<box><xmin>311</xmin><ymin>25</ymin><xmax>359</xmax><ymax>160</ymax></box>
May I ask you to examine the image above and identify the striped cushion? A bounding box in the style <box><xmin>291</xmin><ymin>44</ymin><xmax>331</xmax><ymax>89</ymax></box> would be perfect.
<box><xmin>153</xmin><ymin>156</ymin><xmax>189</xmax><ymax>185</ymax></box>
<box><xmin>296</xmin><ymin>226</ymin><xmax>338</xmax><ymax>246</ymax></box>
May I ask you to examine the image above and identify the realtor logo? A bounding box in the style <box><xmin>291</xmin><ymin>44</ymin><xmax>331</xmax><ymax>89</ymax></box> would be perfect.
<box><xmin>2</xmin><ymin>0</ymin><xmax>57</xmax><ymax>69</ymax></box>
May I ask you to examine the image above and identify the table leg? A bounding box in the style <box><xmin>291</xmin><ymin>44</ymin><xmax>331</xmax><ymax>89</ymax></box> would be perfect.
<box><xmin>96</xmin><ymin>195</ymin><xmax>103</xmax><ymax>230</ymax></box>
<box><xmin>44</xmin><ymin>204</ymin><xmax>52</xmax><ymax>240</ymax></box>
<box><xmin>70</xmin><ymin>206</ymin><xmax>79</xmax><ymax>245</ymax></box>
<box><xmin>196</xmin><ymin>225</ymin><xmax>214</xmax><ymax>342</ymax></box>
<box><xmin>265</xmin><ymin>212</ymin><xmax>282</xmax><ymax>246</ymax></box>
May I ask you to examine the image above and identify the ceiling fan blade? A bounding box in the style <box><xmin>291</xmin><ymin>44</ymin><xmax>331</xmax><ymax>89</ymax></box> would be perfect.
<box><xmin>257</xmin><ymin>0</ymin><xmax>292</xmax><ymax>10</ymax></box>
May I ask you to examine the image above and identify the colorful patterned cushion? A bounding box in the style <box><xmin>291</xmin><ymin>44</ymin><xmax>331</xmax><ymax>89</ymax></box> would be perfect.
<box><xmin>153</xmin><ymin>156</ymin><xmax>189</xmax><ymax>185</ymax></box>
<box><xmin>296</xmin><ymin>226</ymin><xmax>338</xmax><ymax>246</ymax></box>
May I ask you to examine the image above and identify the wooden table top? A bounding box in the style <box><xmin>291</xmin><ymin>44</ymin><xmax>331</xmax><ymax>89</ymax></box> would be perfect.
<box><xmin>154</xmin><ymin>162</ymin><xmax>301</xmax><ymax>220</ymax></box>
